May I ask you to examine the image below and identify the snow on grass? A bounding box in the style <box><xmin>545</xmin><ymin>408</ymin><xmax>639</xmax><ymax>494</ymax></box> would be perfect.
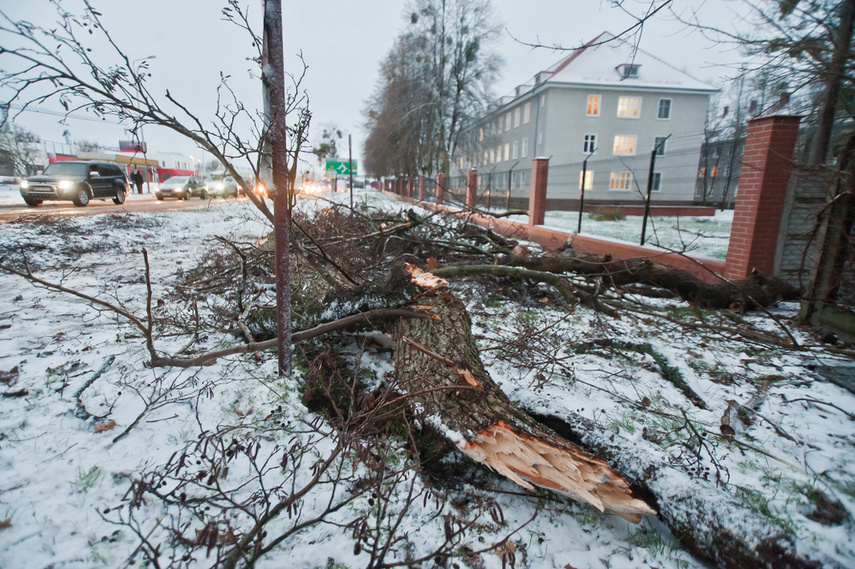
<box><xmin>0</xmin><ymin>190</ymin><xmax>852</xmax><ymax>568</ymax></box>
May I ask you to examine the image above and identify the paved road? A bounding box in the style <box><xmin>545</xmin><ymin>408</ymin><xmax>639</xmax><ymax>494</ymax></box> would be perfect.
<box><xmin>0</xmin><ymin>193</ymin><xmax>249</xmax><ymax>223</ymax></box>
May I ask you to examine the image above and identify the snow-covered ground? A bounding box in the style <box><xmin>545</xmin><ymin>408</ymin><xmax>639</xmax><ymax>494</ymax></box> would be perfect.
<box><xmin>0</xmin><ymin>190</ymin><xmax>852</xmax><ymax>568</ymax></box>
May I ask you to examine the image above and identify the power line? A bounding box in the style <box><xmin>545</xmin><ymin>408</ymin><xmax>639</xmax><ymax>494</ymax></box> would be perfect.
<box><xmin>9</xmin><ymin>104</ymin><xmax>123</xmax><ymax>125</ymax></box>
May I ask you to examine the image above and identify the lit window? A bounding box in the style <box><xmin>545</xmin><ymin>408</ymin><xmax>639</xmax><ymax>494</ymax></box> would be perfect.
<box><xmin>505</xmin><ymin>112</ymin><xmax>511</xmax><ymax>131</ymax></box>
<box><xmin>514</xmin><ymin>108</ymin><xmax>520</xmax><ymax>128</ymax></box>
<box><xmin>521</xmin><ymin>138</ymin><xmax>529</xmax><ymax>157</ymax></box>
<box><xmin>497</xmin><ymin>145</ymin><xmax>502</xmax><ymax>161</ymax></box>
<box><xmin>651</xmin><ymin>172</ymin><xmax>662</xmax><ymax>192</ymax></box>
<box><xmin>613</xmin><ymin>135</ymin><xmax>637</xmax><ymax>155</ymax></box>
<box><xmin>579</xmin><ymin>170</ymin><xmax>593</xmax><ymax>190</ymax></box>
<box><xmin>583</xmin><ymin>134</ymin><xmax>597</xmax><ymax>154</ymax></box>
<box><xmin>512</xmin><ymin>140</ymin><xmax>519</xmax><ymax>159</ymax></box>
<box><xmin>654</xmin><ymin>136</ymin><xmax>667</xmax><ymax>156</ymax></box>
<box><xmin>610</xmin><ymin>172</ymin><xmax>632</xmax><ymax>191</ymax></box>
<box><xmin>479</xmin><ymin>128</ymin><xmax>484</xmax><ymax>141</ymax></box>
<box><xmin>617</xmin><ymin>97</ymin><xmax>641</xmax><ymax>118</ymax></box>
<box><xmin>586</xmin><ymin>95</ymin><xmax>600</xmax><ymax>116</ymax></box>
<box><xmin>504</xmin><ymin>143</ymin><xmax>510</xmax><ymax>161</ymax></box>
<box><xmin>658</xmin><ymin>99</ymin><xmax>672</xmax><ymax>119</ymax></box>
<box><xmin>524</xmin><ymin>103</ymin><xmax>531</xmax><ymax>124</ymax></box>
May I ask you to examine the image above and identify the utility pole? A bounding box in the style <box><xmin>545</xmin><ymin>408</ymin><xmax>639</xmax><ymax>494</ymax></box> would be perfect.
<box><xmin>348</xmin><ymin>134</ymin><xmax>354</xmax><ymax>210</ymax></box>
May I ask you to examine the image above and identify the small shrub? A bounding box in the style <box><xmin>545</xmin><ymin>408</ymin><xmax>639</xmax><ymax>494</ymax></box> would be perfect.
<box><xmin>591</xmin><ymin>208</ymin><xmax>625</xmax><ymax>222</ymax></box>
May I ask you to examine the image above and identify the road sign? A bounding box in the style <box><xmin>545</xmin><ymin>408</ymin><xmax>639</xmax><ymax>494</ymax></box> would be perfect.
<box><xmin>325</xmin><ymin>159</ymin><xmax>357</xmax><ymax>176</ymax></box>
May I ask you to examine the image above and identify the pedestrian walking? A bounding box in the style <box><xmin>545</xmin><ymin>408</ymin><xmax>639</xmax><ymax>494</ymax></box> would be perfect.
<box><xmin>132</xmin><ymin>169</ymin><xmax>144</xmax><ymax>194</ymax></box>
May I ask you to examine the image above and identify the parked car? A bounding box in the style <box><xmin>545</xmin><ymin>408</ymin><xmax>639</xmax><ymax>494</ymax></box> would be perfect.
<box><xmin>203</xmin><ymin>175</ymin><xmax>238</xmax><ymax>197</ymax></box>
<box><xmin>154</xmin><ymin>176</ymin><xmax>208</xmax><ymax>200</ymax></box>
<box><xmin>20</xmin><ymin>160</ymin><xmax>130</xmax><ymax>207</ymax></box>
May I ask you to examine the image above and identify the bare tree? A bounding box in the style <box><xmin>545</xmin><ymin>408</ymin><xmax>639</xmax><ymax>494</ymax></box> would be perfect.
<box><xmin>0</xmin><ymin>0</ymin><xmax>310</xmax><ymax>374</ymax></box>
<box><xmin>0</xmin><ymin>124</ymin><xmax>42</xmax><ymax>176</ymax></box>
<box><xmin>363</xmin><ymin>0</ymin><xmax>503</xmax><ymax>179</ymax></box>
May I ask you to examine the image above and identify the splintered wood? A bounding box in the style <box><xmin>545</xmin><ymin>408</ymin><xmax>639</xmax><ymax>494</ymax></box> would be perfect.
<box><xmin>459</xmin><ymin>421</ymin><xmax>654</xmax><ymax>523</ymax></box>
<box><xmin>396</xmin><ymin>264</ymin><xmax>655</xmax><ymax>522</ymax></box>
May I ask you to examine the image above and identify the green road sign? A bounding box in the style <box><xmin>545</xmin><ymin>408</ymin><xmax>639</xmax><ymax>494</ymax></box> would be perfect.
<box><xmin>325</xmin><ymin>159</ymin><xmax>358</xmax><ymax>176</ymax></box>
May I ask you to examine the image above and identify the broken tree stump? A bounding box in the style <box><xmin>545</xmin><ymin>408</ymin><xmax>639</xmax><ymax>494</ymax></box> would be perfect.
<box><xmin>393</xmin><ymin>264</ymin><xmax>655</xmax><ymax>522</ymax></box>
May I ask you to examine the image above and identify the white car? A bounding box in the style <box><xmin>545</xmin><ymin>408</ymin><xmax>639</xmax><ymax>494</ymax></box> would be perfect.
<box><xmin>203</xmin><ymin>175</ymin><xmax>238</xmax><ymax>197</ymax></box>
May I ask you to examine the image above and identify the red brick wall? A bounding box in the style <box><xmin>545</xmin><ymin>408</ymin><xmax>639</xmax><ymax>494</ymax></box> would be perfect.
<box><xmin>528</xmin><ymin>158</ymin><xmax>549</xmax><ymax>226</ymax></box>
<box><xmin>724</xmin><ymin>115</ymin><xmax>801</xmax><ymax>280</ymax></box>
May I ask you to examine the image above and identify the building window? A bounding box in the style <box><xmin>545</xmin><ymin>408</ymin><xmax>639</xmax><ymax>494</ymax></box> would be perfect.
<box><xmin>616</xmin><ymin>63</ymin><xmax>641</xmax><ymax>78</ymax></box>
<box><xmin>479</xmin><ymin>128</ymin><xmax>484</xmax><ymax>141</ymax></box>
<box><xmin>540</xmin><ymin>94</ymin><xmax>546</xmax><ymax>108</ymax></box>
<box><xmin>504</xmin><ymin>143</ymin><xmax>510</xmax><ymax>161</ymax></box>
<box><xmin>579</xmin><ymin>170</ymin><xmax>593</xmax><ymax>190</ymax></box>
<box><xmin>512</xmin><ymin>140</ymin><xmax>519</xmax><ymax>159</ymax></box>
<box><xmin>521</xmin><ymin>138</ymin><xmax>529</xmax><ymax>157</ymax></box>
<box><xmin>497</xmin><ymin>145</ymin><xmax>502</xmax><ymax>162</ymax></box>
<box><xmin>583</xmin><ymin>133</ymin><xmax>597</xmax><ymax>154</ymax></box>
<box><xmin>610</xmin><ymin>172</ymin><xmax>633</xmax><ymax>190</ymax></box>
<box><xmin>654</xmin><ymin>136</ymin><xmax>667</xmax><ymax>156</ymax></box>
<box><xmin>617</xmin><ymin>96</ymin><xmax>641</xmax><ymax>118</ymax></box>
<box><xmin>537</xmin><ymin>132</ymin><xmax>542</xmax><ymax>146</ymax></box>
<box><xmin>498</xmin><ymin>116</ymin><xmax>503</xmax><ymax>131</ymax></box>
<box><xmin>651</xmin><ymin>172</ymin><xmax>662</xmax><ymax>192</ymax></box>
<box><xmin>613</xmin><ymin>135</ymin><xmax>637</xmax><ymax>155</ymax></box>
<box><xmin>483</xmin><ymin>151</ymin><xmax>488</xmax><ymax>164</ymax></box>
<box><xmin>489</xmin><ymin>148</ymin><xmax>495</xmax><ymax>163</ymax></box>
<box><xmin>658</xmin><ymin>98</ymin><xmax>672</xmax><ymax>119</ymax></box>
<box><xmin>505</xmin><ymin>112</ymin><xmax>512</xmax><ymax>131</ymax></box>
<box><xmin>514</xmin><ymin>108</ymin><xmax>521</xmax><ymax>128</ymax></box>
<box><xmin>524</xmin><ymin>103</ymin><xmax>531</xmax><ymax>124</ymax></box>
<box><xmin>586</xmin><ymin>95</ymin><xmax>600</xmax><ymax>116</ymax></box>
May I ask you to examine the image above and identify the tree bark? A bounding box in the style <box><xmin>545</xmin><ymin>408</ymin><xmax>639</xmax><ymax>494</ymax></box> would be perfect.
<box><xmin>393</xmin><ymin>264</ymin><xmax>655</xmax><ymax>522</ymax></box>
<box><xmin>262</xmin><ymin>0</ymin><xmax>293</xmax><ymax>377</ymax></box>
<box><xmin>499</xmin><ymin>251</ymin><xmax>799</xmax><ymax>311</ymax></box>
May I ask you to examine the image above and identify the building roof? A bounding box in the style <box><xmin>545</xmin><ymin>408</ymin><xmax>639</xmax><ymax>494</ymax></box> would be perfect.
<box><xmin>501</xmin><ymin>31</ymin><xmax>717</xmax><ymax>106</ymax></box>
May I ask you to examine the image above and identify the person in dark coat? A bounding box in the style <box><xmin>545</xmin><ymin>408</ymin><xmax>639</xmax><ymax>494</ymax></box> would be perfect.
<box><xmin>132</xmin><ymin>169</ymin><xmax>144</xmax><ymax>194</ymax></box>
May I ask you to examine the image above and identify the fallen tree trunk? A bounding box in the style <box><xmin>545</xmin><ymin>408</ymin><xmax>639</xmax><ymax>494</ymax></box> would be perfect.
<box><xmin>500</xmin><ymin>251</ymin><xmax>799</xmax><ymax>310</ymax></box>
<box><xmin>394</xmin><ymin>264</ymin><xmax>655</xmax><ymax>523</ymax></box>
<box><xmin>392</xmin><ymin>263</ymin><xmax>823</xmax><ymax>568</ymax></box>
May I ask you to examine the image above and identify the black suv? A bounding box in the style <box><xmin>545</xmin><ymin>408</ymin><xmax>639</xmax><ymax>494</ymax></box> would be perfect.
<box><xmin>20</xmin><ymin>160</ymin><xmax>130</xmax><ymax>207</ymax></box>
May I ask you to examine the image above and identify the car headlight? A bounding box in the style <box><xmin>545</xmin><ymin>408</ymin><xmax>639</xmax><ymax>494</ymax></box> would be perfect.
<box><xmin>58</xmin><ymin>180</ymin><xmax>73</xmax><ymax>190</ymax></box>
<box><xmin>20</xmin><ymin>180</ymin><xmax>28</xmax><ymax>189</ymax></box>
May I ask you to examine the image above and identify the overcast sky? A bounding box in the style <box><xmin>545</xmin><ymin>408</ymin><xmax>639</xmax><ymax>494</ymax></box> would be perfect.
<box><xmin>3</xmin><ymin>0</ymin><xmax>750</xmax><ymax>173</ymax></box>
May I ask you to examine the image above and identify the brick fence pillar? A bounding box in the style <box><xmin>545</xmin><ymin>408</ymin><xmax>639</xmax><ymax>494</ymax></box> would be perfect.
<box><xmin>436</xmin><ymin>173</ymin><xmax>445</xmax><ymax>206</ymax></box>
<box><xmin>528</xmin><ymin>157</ymin><xmax>550</xmax><ymax>227</ymax></box>
<box><xmin>724</xmin><ymin>115</ymin><xmax>801</xmax><ymax>280</ymax></box>
<box><xmin>418</xmin><ymin>176</ymin><xmax>425</xmax><ymax>201</ymax></box>
<box><xmin>466</xmin><ymin>169</ymin><xmax>478</xmax><ymax>209</ymax></box>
